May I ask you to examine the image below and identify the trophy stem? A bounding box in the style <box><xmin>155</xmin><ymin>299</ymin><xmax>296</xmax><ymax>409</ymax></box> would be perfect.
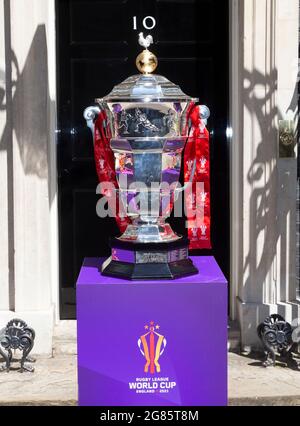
<box><xmin>118</xmin><ymin>217</ymin><xmax>180</xmax><ymax>244</ymax></box>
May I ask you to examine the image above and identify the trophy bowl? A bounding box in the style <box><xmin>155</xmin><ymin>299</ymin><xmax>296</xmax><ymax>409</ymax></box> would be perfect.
<box><xmin>83</xmin><ymin>41</ymin><xmax>209</xmax><ymax>280</ymax></box>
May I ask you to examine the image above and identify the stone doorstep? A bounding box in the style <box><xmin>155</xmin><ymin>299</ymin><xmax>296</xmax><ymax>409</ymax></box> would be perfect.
<box><xmin>52</xmin><ymin>340</ymin><xmax>77</xmax><ymax>356</ymax></box>
<box><xmin>52</xmin><ymin>321</ymin><xmax>241</xmax><ymax>356</ymax></box>
<box><xmin>228</xmin><ymin>320</ymin><xmax>241</xmax><ymax>352</ymax></box>
<box><xmin>52</xmin><ymin>319</ymin><xmax>242</xmax><ymax>353</ymax></box>
<box><xmin>52</xmin><ymin>321</ymin><xmax>77</xmax><ymax>356</ymax></box>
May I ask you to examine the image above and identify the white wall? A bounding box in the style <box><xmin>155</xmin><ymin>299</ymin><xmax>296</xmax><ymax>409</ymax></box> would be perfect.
<box><xmin>0</xmin><ymin>0</ymin><xmax>10</xmax><ymax>311</ymax></box>
<box><xmin>0</xmin><ymin>0</ymin><xmax>58</xmax><ymax>354</ymax></box>
<box><xmin>231</xmin><ymin>0</ymin><xmax>300</xmax><ymax>348</ymax></box>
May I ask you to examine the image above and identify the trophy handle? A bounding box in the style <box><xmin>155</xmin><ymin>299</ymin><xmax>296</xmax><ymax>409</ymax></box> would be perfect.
<box><xmin>199</xmin><ymin>104</ymin><xmax>210</xmax><ymax>125</ymax></box>
<box><xmin>84</xmin><ymin>105</ymin><xmax>101</xmax><ymax>137</ymax></box>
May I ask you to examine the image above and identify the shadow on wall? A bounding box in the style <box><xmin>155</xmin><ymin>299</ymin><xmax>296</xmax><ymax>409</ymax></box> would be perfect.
<box><xmin>242</xmin><ymin>66</ymin><xmax>297</xmax><ymax>307</ymax></box>
<box><xmin>0</xmin><ymin>68</ymin><xmax>5</xmax><ymax>107</ymax></box>
<box><xmin>0</xmin><ymin>4</ymin><xmax>55</xmax><ymax>310</ymax></box>
<box><xmin>0</xmin><ymin>22</ymin><xmax>53</xmax><ymax>189</ymax></box>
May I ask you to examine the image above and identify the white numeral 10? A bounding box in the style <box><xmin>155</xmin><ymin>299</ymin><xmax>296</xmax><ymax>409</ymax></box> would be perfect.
<box><xmin>133</xmin><ymin>16</ymin><xmax>156</xmax><ymax>31</ymax></box>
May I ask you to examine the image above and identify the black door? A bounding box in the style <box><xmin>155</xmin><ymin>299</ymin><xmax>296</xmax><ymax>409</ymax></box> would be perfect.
<box><xmin>56</xmin><ymin>0</ymin><xmax>229</xmax><ymax>319</ymax></box>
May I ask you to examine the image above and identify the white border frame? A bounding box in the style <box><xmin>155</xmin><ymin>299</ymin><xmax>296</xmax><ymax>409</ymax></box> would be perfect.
<box><xmin>229</xmin><ymin>0</ymin><xmax>241</xmax><ymax>320</ymax></box>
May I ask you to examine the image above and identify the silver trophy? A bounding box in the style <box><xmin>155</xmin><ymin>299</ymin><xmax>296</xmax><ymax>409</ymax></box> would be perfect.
<box><xmin>84</xmin><ymin>34</ymin><xmax>210</xmax><ymax>280</ymax></box>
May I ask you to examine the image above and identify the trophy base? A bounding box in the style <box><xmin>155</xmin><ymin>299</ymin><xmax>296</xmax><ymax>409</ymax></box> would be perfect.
<box><xmin>101</xmin><ymin>237</ymin><xmax>198</xmax><ymax>280</ymax></box>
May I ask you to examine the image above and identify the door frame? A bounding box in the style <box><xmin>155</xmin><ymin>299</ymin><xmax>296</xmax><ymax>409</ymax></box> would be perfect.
<box><xmin>51</xmin><ymin>0</ymin><xmax>239</xmax><ymax>321</ymax></box>
<box><xmin>49</xmin><ymin>0</ymin><xmax>60</xmax><ymax>324</ymax></box>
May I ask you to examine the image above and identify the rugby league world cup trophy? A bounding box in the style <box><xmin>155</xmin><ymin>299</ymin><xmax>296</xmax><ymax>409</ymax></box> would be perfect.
<box><xmin>84</xmin><ymin>34</ymin><xmax>211</xmax><ymax>280</ymax></box>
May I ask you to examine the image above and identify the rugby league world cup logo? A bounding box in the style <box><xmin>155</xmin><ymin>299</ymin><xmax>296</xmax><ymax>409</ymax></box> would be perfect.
<box><xmin>138</xmin><ymin>321</ymin><xmax>167</xmax><ymax>374</ymax></box>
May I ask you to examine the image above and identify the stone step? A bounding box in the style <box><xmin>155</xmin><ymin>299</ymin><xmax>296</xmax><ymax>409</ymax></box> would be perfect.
<box><xmin>52</xmin><ymin>341</ymin><xmax>77</xmax><ymax>356</ymax></box>
<box><xmin>52</xmin><ymin>321</ymin><xmax>77</xmax><ymax>356</ymax></box>
<box><xmin>228</xmin><ymin>320</ymin><xmax>241</xmax><ymax>352</ymax></box>
<box><xmin>52</xmin><ymin>320</ymin><xmax>242</xmax><ymax>355</ymax></box>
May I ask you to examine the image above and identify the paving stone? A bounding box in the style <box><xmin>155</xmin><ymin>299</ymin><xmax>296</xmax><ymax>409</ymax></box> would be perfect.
<box><xmin>0</xmin><ymin>355</ymin><xmax>77</xmax><ymax>405</ymax></box>
<box><xmin>0</xmin><ymin>353</ymin><xmax>299</xmax><ymax>406</ymax></box>
<box><xmin>228</xmin><ymin>352</ymin><xmax>300</xmax><ymax>405</ymax></box>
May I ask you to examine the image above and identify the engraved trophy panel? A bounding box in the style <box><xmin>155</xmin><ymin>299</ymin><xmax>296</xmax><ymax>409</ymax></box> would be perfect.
<box><xmin>108</xmin><ymin>102</ymin><xmax>186</xmax><ymax>138</ymax></box>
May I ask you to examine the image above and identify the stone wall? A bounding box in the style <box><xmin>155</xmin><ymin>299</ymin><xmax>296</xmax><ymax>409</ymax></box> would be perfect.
<box><xmin>233</xmin><ymin>0</ymin><xmax>300</xmax><ymax>349</ymax></box>
<box><xmin>0</xmin><ymin>0</ymin><xmax>57</xmax><ymax>354</ymax></box>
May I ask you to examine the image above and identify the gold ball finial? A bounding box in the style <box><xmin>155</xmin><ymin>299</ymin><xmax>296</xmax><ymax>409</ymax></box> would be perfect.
<box><xmin>136</xmin><ymin>49</ymin><xmax>158</xmax><ymax>74</ymax></box>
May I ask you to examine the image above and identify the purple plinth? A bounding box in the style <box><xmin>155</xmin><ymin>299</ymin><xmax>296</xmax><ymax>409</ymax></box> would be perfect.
<box><xmin>77</xmin><ymin>256</ymin><xmax>228</xmax><ymax>406</ymax></box>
